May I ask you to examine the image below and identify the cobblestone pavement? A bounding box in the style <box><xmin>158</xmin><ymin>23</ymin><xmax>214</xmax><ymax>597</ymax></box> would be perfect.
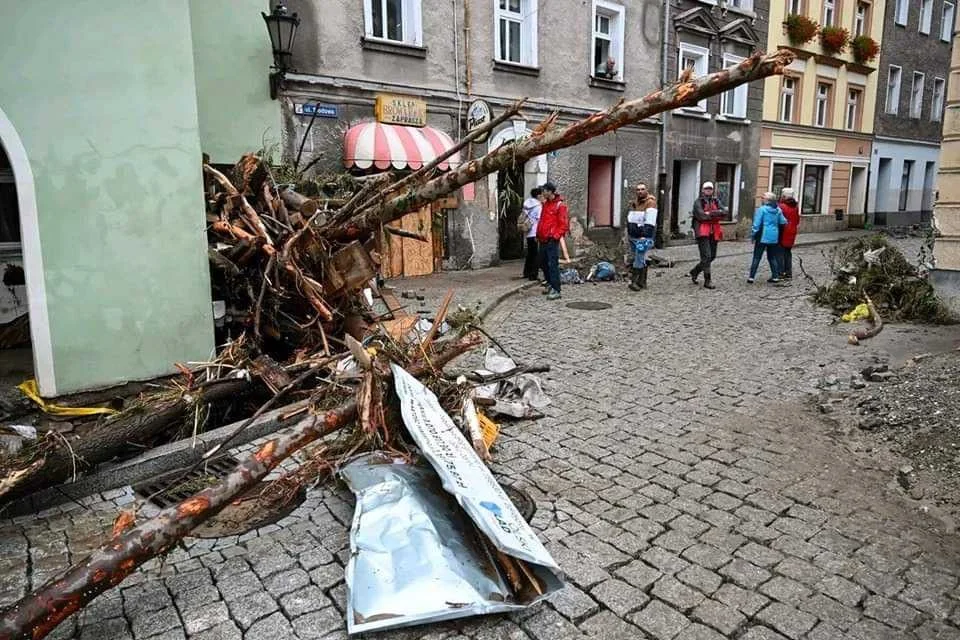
<box><xmin>3</xmin><ymin>240</ymin><xmax>959</xmax><ymax>640</ymax></box>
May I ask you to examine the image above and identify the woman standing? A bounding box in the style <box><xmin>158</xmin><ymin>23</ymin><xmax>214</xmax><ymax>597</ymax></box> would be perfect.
<box><xmin>748</xmin><ymin>192</ymin><xmax>788</xmax><ymax>284</ymax></box>
<box><xmin>778</xmin><ymin>187</ymin><xmax>800</xmax><ymax>279</ymax></box>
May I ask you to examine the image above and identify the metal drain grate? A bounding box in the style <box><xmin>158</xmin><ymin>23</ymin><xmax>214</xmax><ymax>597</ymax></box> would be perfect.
<box><xmin>133</xmin><ymin>455</ymin><xmax>239</xmax><ymax>508</ymax></box>
<box><xmin>565</xmin><ymin>301</ymin><xmax>612</xmax><ymax>311</ymax></box>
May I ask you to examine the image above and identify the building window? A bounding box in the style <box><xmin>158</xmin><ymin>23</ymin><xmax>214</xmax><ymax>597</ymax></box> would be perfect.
<box><xmin>920</xmin><ymin>0</ymin><xmax>934</xmax><ymax>33</ymax></box>
<box><xmin>823</xmin><ymin>0</ymin><xmax>836</xmax><ymax>26</ymax></box>
<box><xmin>715</xmin><ymin>163</ymin><xmax>738</xmax><ymax>220</ymax></box>
<box><xmin>593</xmin><ymin>1</ymin><xmax>625</xmax><ymax>80</ymax></box>
<box><xmin>886</xmin><ymin>66</ymin><xmax>902</xmax><ymax>114</ymax></box>
<box><xmin>895</xmin><ymin>0</ymin><xmax>908</xmax><ymax>25</ymax></box>
<box><xmin>815</xmin><ymin>81</ymin><xmax>831</xmax><ymax>127</ymax></box>
<box><xmin>911</xmin><ymin>72</ymin><xmax>925</xmax><ymax>118</ymax></box>
<box><xmin>779</xmin><ymin>76</ymin><xmax>797</xmax><ymax>122</ymax></box>
<box><xmin>899</xmin><ymin>160</ymin><xmax>914</xmax><ymax>211</ymax></box>
<box><xmin>772</xmin><ymin>163</ymin><xmax>797</xmax><ymax>196</ymax></box>
<box><xmin>854</xmin><ymin>2</ymin><xmax>869</xmax><ymax>36</ymax></box>
<box><xmin>943</xmin><ymin>2</ymin><xmax>956</xmax><ymax>41</ymax></box>
<box><xmin>364</xmin><ymin>0</ymin><xmax>422</xmax><ymax>45</ymax></box>
<box><xmin>726</xmin><ymin>0</ymin><xmax>755</xmax><ymax>10</ymax></box>
<box><xmin>721</xmin><ymin>54</ymin><xmax>748</xmax><ymax>118</ymax></box>
<box><xmin>787</xmin><ymin>0</ymin><xmax>802</xmax><ymax>13</ymax></box>
<box><xmin>495</xmin><ymin>0</ymin><xmax>538</xmax><ymax>66</ymax></box>
<box><xmin>933</xmin><ymin>77</ymin><xmax>946</xmax><ymax>121</ymax></box>
<box><xmin>802</xmin><ymin>165</ymin><xmax>827</xmax><ymax>214</ymax></box>
<box><xmin>846</xmin><ymin>88</ymin><xmax>862</xmax><ymax>130</ymax></box>
<box><xmin>678</xmin><ymin>43</ymin><xmax>709</xmax><ymax>110</ymax></box>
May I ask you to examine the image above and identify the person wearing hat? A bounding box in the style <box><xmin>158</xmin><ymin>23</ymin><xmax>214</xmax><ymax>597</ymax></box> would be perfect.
<box><xmin>778</xmin><ymin>187</ymin><xmax>800</xmax><ymax>279</ymax></box>
<box><xmin>689</xmin><ymin>181</ymin><xmax>727</xmax><ymax>289</ymax></box>
<box><xmin>748</xmin><ymin>192</ymin><xmax>788</xmax><ymax>283</ymax></box>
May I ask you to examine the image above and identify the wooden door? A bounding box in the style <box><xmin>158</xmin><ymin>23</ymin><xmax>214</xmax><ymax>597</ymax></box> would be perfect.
<box><xmin>587</xmin><ymin>155</ymin><xmax>615</xmax><ymax>227</ymax></box>
<box><xmin>379</xmin><ymin>206</ymin><xmax>435</xmax><ymax>278</ymax></box>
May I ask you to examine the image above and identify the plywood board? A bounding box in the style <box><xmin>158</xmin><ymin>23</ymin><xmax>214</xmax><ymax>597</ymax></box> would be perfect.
<box><xmin>400</xmin><ymin>207</ymin><xmax>434</xmax><ymax>277</ymax></box>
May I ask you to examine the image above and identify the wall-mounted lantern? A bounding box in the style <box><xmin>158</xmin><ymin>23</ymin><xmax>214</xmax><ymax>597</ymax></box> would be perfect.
<box><xmin>262</xmin><ymin>3</ymin><xmax>300</xmax><ymax>100</ymax></box>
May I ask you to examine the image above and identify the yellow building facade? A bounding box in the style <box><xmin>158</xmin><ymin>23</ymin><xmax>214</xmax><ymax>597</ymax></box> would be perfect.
<box><xmin>759</xmin><ymin>0</ymin><xmax>885</xmax><ymax>231</ymax></box>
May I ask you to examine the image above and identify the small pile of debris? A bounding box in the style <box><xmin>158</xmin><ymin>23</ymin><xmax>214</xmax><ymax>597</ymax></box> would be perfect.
<box><xmin>811</xmin><ymin>235</ymin><xmax>955</xmax><ymax>325</ymax></box>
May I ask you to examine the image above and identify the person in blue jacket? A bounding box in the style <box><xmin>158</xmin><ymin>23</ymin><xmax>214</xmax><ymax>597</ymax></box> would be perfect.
<box><xmin>748</xmin><ymin>192</ymin><xmax>788</xmax><ymax>284</ymax></box>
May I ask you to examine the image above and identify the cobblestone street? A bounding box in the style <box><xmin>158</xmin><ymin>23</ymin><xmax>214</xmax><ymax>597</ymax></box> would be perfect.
<box><xmin>3</xmin><ymin>240</ymin><xmax>960</xmax><ymax>640</ymax></box>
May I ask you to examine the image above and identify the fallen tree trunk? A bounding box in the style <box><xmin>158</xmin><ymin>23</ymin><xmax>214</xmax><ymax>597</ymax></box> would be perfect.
<box><xmin>0</xmin><ymin>334</ymin><xmax>482</xmax><ymax>640</ymax></box>
<box><xmin>331</xmin><ymin>49</ymin><xmax>794</xmax><ymax>238</ymax></box>
<box><xmin>280</xmin><ymin>188</ymin><xmax>319</xmax><ymax>217</ymax></box>
<box><xmin>0</xmin><ymin>378</ymin><xmax>252</xmax><ymax>507</ymax></box>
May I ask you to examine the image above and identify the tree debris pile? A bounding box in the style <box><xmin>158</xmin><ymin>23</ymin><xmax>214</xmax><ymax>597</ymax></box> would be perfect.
<box><xmin>812</xmin><ymin>235</ymin><xmax>955</xmax><ymax>325</ymax></box>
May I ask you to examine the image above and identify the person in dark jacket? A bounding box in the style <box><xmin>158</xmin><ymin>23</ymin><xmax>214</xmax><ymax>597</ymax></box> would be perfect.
<box><xmin>521</xmin><ymin>187</ymin><xmax>544</xmax><ymax>281</ymax></box>
<box><xmin>748</xmin><ymin>192</ymin><xmax>788</xmax><ymax>283</ymax></box>
<box><xmin>688</xmin><ymin>182</ymin><xmax>727</xmax><ymax>289</ymax></box>
<box><xmin>537</xmin><ymin>182</ymin><xmax>569</xmax><ymax>301</ymax></box>
<box><xmin>778</xmin><ymin>187</ymin><xmax>800</xmax><ymax>279</ymax></box>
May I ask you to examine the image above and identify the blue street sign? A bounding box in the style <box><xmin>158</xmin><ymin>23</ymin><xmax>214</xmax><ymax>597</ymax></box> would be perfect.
<box><xmin>295</xmin><ymin>103</ymin><xmax>339</xmax><ymax>118</ymax></box>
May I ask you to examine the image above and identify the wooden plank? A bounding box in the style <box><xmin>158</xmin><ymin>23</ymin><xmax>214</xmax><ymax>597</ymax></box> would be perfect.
<box><xmin>401</xmin><ymin>206</ymin><xmax>434</xmax><ymax>277</ymax></box>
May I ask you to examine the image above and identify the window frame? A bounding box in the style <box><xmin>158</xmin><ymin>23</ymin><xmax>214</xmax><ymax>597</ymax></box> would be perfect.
<box><xmin>894</xmin><ymin>0</ymin><xmax>909</xmax><ymax>25</ymax></box>
<box><xmin>494</xmin><ymin>0</ymin><xmax>539</xmax><ymax>67</ymax></box>
<box><xmin>932</xmin><ymin>77</ymin><xmax>946</xmax><ymax>121</ymax></box>
<box><xmin>801</xmin><ymin>163</ymin><xmax>830</xmax><ymax>215</ymax></box>
<box><xmin>779</xmin><ymin>75</ymin><xmax>799</xmax><ymax>123</ymax></box>
<box><xmin>886</xmin><ymin>65</ymin><xmax>902</xmax><ymax>115</ymax></box>
<box><xmin>853</xmin><ymin>1</ymin><xmax>870</xmax><ymax>36</ymax></box>
<box><xmin>845</xmin><ymin>86</ymin><xmax>863</xmax><ymax>131</ymax></box>
<box><xmin>678</xmin><ymin>42</ymin><xmax>710</xmax><ymax>111</ymax></box>
<box><xmin>910</xmin><ymin>71</ymin><xmax>926</xmax><ymax>119</ymax></box>
<box><xmin>725</xmin><ymin>0</ymin><xmax>755</xmax><ymax>11</ymax></box>
<box><xmin>920</xmin><ymin>0</ymin><xmax>934</xmax><ymax>33</ymax></box>
<box><xmin>0</xmin><ymin>168</ymin><xmax>20</xmax><ymax>249</ymax></box>
<box><xmin>814</xmin><ymin>79</ymin><xmax>834</xmax><ymax>128</ymax></box>
<box><xmin>714</xmin><ymin>162</ymin><xmax>740</xmax><ymax>221</ymax></box>
<box><xmin>823</xmin><ymin>0</ymin><xmax>836</xmax><ymax>26</ymax></box>
<box><xmin>720</xmin><ymin>53</ymin><xmax>748</xmax><ymax>118</ymax></box>
<box><xmin>363</xmin><ymin>0</ymin><xmax>423</xmax><ymax>46</ymax></box>
<box><xmin>787</xmin><ymin>0</ymin><xmax>803</xmax><ymax>14</ymax></box>
<box><xmin>899</xmin><ymin>160</ymin><xmax>914</xmax><ymax>211</ymax></box>
<box><xmin>592</xmin><ymin>0</ymin><xmax>626</xmax><ymax>81</ymax></box>
<box><xmin>942</xmin><ymin>2</ymin><xmax>956</xmax><ymax>42</ymax></box>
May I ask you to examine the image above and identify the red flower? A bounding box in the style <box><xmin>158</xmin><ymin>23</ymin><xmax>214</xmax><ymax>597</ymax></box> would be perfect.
<box><xmin>820</xmin><ymin>25</ymin><xmax>850</xmax><ymax>55</ymax></box>
<box><xmin>851</xmin><ymin>35</ymin><xmax>880</xmax><ymax>63</ymax></box>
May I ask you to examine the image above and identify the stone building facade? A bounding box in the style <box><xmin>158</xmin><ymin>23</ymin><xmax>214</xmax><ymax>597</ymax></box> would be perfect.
<box><xmin>758</xmin><ymin>0</ymin><xmax>883</xmax><ymax>233</ymax></box>
<box><xmin>869</xmin><ymin>0</ymin><xmax>953</xmax><ymax>227</ymax></box>
<box><xmin>279</xmin><ymin>0</ymin><xmax>662</xmax><ymax>270</ymax></box>
<box><xmin>664</xmin><ymin>0</ymin><xmax>769</xmax><ymax>239</ymax></box>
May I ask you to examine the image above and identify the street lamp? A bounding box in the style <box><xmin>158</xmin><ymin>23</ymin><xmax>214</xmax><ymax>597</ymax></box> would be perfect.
<box><xmin>262</xmin><ymin>3</ymin><xmax>300</xmax><ymax>100</ymax></box>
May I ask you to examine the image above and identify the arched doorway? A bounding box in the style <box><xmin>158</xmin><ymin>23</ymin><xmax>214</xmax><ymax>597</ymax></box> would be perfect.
<box><xmin>0</xmin><ymin>107</ymin><xmax>55</xmax><ymax>395</ymax></box>
<box><xmin>488</xmin><ymin>123</ymin><xmax>547</xmax><ymax>261</ymax></box>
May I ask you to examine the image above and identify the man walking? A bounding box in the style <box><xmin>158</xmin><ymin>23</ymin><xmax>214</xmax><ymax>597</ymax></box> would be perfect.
<box><xmin>688</xmin><ymin>181</ymin><xmax>727</xmax><ymax>290</ymax></box>
<box><xmin>537</xmin><ymin>182</ymin><xmax>569</xmax><ymax>301</ymax></box>
<box><xmin>521</xmin><ymin>187</ymin><xmax>544</xmax><ymax>281</ymax></box>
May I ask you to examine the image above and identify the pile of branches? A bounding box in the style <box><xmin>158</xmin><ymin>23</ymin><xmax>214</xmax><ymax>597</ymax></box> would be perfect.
<box><xmin>0</xmin><ymin>49</ymin><xmax>795</xmax><ymax>640</ymax></box>
<box><xmin>812</xmin><ymin>235</ymin><xmax>955</xmax><ymax>324</ymax></box>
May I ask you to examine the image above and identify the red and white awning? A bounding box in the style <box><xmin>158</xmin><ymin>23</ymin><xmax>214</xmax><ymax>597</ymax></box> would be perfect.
<box><xmin>343</xmin><ymin>121</ymin><xmax>460</xmax><ymax>171</ymax></box>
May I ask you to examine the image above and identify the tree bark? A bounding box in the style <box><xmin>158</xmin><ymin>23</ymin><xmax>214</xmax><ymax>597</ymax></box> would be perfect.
<box><xmin>0</xmin><ymin>334</ymin><xmax>483</xmax><ymax>640</ymax></box>
<box><xmin>280</xmin><ymin>188</ymin><xmax>319</xmax><ymax>217</ymax></box>
<box><xmin>329</xmin><ymin>50</ymin><xmax>793</xmax><ymax>238</ymax></box>
<box><xmin>0</xmin><ymin>379</ymin><xmax>251</xmax><ymax>507</ymax></box>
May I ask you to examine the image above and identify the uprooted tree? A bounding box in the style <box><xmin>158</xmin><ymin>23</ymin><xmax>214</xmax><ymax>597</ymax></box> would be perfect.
<box><xmin>0</xmin><ymin>49</ymin><xmax>793</xmax><ymax>640</ymax></box>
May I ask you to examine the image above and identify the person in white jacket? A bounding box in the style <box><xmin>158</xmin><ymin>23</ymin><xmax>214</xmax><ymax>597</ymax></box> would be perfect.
<box><xmin>521</xmin><ymin>187</ymin><xmax>544</xmax><ymax>281</ymax></box>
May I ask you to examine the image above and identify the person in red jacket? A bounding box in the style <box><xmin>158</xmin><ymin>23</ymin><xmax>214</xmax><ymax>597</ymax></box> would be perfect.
<box><xmin>537</xmin><ymin>182</ymin><xmax>570</xmax><ymax>300</ymax></box>
<box><xmin>688</xmin><ymin>182</ymin><xmax>728</xmax><ymax>289</ymax></box>
<box><xmin>778</xmin><ymin>187</ymin><xmax>800</xmax><ymax>280</ymax></box>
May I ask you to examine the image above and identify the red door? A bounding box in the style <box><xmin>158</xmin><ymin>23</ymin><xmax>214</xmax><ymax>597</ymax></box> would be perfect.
<box><xmin>587</xmin><ymin>156</ymin><xmax>615</xmax><ymax>227</ymax></box>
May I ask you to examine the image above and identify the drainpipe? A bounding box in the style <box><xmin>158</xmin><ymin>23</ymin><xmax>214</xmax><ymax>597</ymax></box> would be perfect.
<box><xmin>464</xmin><ymin>0</ymin><xmax>473</xmax><ymax>96</ymax></box>
<box><xmin>657</xmin><ymin>0</ymin><xmax>671</xmax><ymax>248</ymax></box>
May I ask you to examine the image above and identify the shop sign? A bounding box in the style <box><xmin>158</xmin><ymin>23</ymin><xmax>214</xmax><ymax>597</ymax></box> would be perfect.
<box><xmin>375</xmin><ymin>94</ymin><xmax>428</xmax><ymax>127</ymax></box>
<box><xmin>466</xmin><ymin>99</ymin><xmax>493</xmax><ymax>143</ymax></box>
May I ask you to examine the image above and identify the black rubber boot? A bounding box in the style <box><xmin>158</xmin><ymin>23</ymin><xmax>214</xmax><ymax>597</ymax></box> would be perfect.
<box><xmin>703</xmin><ymin>275</ymin><xmax>716</xmax><ymax>290</ymax></box>
<box><xmin>628</xmin><ymin>269</ymin><xmax>642</xmax><ymax>291</ymax></box>
<box><xmin>639</xmin><ymin>267</ymin><xmax>648</xmax><ymax>289</ymax></box>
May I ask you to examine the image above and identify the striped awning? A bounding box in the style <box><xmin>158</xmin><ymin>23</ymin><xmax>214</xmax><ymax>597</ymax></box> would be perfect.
<box><xmin>343</xmin><ymin>121</ymin><xmax>460</xmax><ymax>171</ymax></box>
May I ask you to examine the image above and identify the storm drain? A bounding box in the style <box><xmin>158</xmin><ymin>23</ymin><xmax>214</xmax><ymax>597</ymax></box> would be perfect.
<box><xmin>565</xmin><ymin>301</ymin><xmax>612</xmax><ymax>311</ymax></box>
<box><xmin>502</xmin><ymin>485</ymin><xmax>536</xmax><ymax>522</ymax></box>
<box><xmin>132</xmin><ymin>454</ymin><xmax>306</xmax><ymax>538</ymax></box>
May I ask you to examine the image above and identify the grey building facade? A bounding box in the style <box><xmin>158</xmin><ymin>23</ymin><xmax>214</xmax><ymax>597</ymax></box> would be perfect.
<box><xmin>868</xmin><ymin>0</ymin><xmax>953</xmax><ymax>227</ymax></box>
<box><xmin>663</xmin><ymin>0</ymin><xmax>768</xmax><ymax>239</ymax></box>
<box><xmin>279</xmin><ymin>0</ymin><xmax>662</xmax><ymax>271</ymax></box>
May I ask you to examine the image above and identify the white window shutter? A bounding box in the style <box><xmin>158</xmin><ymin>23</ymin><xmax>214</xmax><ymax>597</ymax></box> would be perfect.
<box><xmin>525</xmin><ymin>0</ymin><xmax>539</xmax><ymax>66</ymax></box>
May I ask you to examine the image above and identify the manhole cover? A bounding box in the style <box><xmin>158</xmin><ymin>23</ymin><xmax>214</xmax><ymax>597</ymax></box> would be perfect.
<box><xmin>565</xmin><ymin>301</ymin><xmax>612</xmax><ymax>311</ymax></box>
<box><xmin>502</xmin><ymin>485</ymin><xmax>536</xmax><ymax>522</ymax></box>
<box><xmin>133</xmin><ymin>455</ymin><xmax>306</xmax><ymax>538</ymax></box>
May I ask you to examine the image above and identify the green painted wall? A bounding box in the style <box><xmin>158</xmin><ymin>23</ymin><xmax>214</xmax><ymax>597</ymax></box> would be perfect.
<box><xmin>0</xmin><ymin>1</ymin><xmax>214</xmax><ymax>395</ymax></box>
<box><xmin>189</xmin><ymin>0</ymin><xmax>282</xmax><ymax>163</ymax></box>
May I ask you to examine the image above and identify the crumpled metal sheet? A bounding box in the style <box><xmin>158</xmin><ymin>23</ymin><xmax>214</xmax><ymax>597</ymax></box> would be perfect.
<box><xmin>341</xmin><ymin>453</ymin><xmax>523</xmax><ymax>634</ymax></box>
<box><xmin>474</xmin><ymin>349</ymin><xmax>551</xmax><ymax>419</ymax></box>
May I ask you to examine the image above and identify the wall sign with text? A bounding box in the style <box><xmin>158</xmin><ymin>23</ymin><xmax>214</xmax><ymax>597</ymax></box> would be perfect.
<box><xmin>466</xmin><ymin>99</ymin><xmax>492</xmax><ymax>143</ymax></box>
<box><xmin>375</xmin><ymin>94</ymin><xmax>427</xmax><ymax>127</ymax></box>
